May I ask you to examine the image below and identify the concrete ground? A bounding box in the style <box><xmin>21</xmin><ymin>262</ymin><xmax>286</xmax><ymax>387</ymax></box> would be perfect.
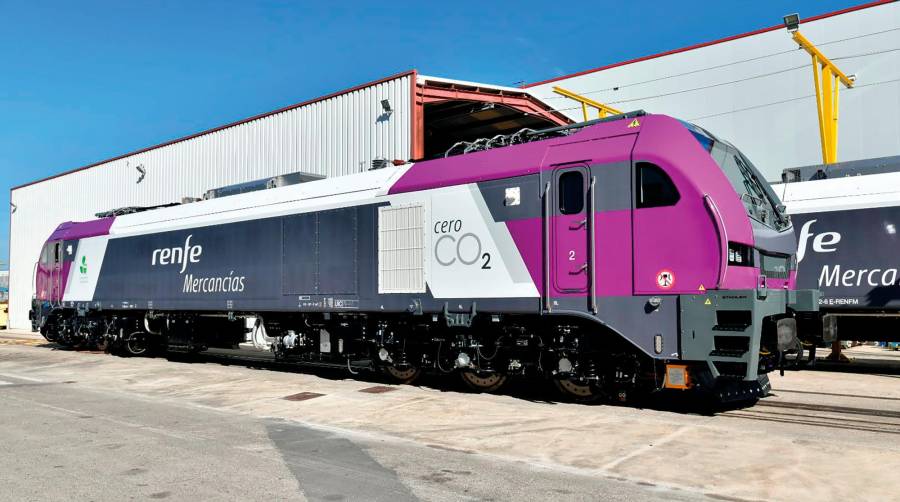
<box><xmin>1</xmin><ymin>330</ymin><xmax>899</xmax><ymax>502</ymax></box>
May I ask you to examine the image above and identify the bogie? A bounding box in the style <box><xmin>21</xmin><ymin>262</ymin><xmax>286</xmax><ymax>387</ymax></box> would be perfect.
<box><xmin>33</xmin><ymin>308</ymin><xmax>661</xmax><ymax>402</ymax></box>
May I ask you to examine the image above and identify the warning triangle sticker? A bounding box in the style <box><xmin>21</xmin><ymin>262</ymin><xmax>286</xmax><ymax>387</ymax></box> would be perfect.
<box><xmin>698</xmin><ymin>284</ymin><xmax>706</xmax><ymax>292</ymax></box>
<box><xmin>627</xmin><ymin>119</ymin><xmax>641</xmax><ymax>128</ymax></box>
<box><xmin>704</xmin><ymin>298</ymin><xmax>712</xmax><ymax>306</ymax></box>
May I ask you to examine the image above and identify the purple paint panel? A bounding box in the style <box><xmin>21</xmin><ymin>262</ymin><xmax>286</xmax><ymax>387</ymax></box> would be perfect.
<box><xmin>389</xmin><ymin>118</ymin><xmax>638</xmax><ymax>195</ymax></box>
<box><xmin>631</xmin><ymin>117</ymin><xmax>754</xmax><ymax>247</ymax></box>
<box><xmin>505</xmin><ymin>218</ymin><xmax>544</xmax><ymax>295</ymax></box>
<box><xmin>722</xmin><ymin>266</ymin><xmax>756</xmax><ymax>290</ymax></box>
<box><xmin>506</xmin><ymin>210</ymin><xmax>635</xmax><ymax>299</ymax></box>
<box><xmin>49</xmin><ymin>218</ymin><xmax>115</xmax><ymax>241</ymax></box>
<box><xmin>629</xmin><ymin>116</ymin><xmax>755</xmax><ymax>292</ymax></box>
<box><xmin>38</xmin><ymin>218</ymin><xmax>115</xmax><ymax>302</ymax></box>
<box><xmin>553</xmin><ymin>210</ymin><xmax>589</xmax><ymax>292</ymax></box>
<box><xmin>542</xmin><ymin>133</ymin><xmax>636</xmax><ymax>167</ymax></box>
<box><xmin>594</xmin><ymin>210</ymin><xmax>633</xmax><ymax>297</ymax></box>
<box><xmin>632</xmin><ymin>202</ymin><xmax>720</xmax><ymax>294</ymax></box>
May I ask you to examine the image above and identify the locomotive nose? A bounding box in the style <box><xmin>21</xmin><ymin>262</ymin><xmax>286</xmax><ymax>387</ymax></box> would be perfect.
<box><xmin>750</xmin><ymin>219</ymin><xmax>797</xmax><ymax>258</ymax></box>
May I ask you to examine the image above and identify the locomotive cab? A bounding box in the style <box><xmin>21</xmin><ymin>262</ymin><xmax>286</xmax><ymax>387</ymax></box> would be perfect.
<box><xmin>665</xmin><ymin>121</ymin><xmax>818</xmax><ymax>398</ymax></box>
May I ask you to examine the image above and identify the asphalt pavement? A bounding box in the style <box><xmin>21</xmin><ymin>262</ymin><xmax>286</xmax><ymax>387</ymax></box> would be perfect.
<box><xmin>2</xmin><ymin>331</ymin><xmax>899</xmax><ymax>501</ymax></box>
<box><xmin>0</xmin><ymin>366</ymin><xmax>701</xmax><ymax>501</ymax></box>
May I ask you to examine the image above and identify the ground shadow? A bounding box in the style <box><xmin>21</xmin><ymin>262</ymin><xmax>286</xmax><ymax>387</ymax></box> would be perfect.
<box><xmin>24</xmin><ymin>340</ymin><xmax>827</xmax><ymax>415</ymax></box>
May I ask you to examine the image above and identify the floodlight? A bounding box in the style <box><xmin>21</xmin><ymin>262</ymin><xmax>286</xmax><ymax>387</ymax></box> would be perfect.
<box><xmin>783</xmin><ymin>13</ymin><xmax>800</xmax><ymax>32</ymax></box>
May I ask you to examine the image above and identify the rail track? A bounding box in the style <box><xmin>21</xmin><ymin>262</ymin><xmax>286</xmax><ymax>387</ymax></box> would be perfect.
<box><xmin>6</xmin><ymin>335</ymin><xmax>900</xmax><ymax>425</ymax></box>
<box><xmin>721</xmin><ymin>399</ymin><xmax>900</xmax><ymax>435</ymax></box>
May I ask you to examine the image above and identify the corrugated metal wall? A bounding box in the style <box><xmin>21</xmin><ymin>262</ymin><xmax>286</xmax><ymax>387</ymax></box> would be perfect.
<box><xmin>527</xmin><ymin>2</ymin><xmax>900</xmax><ymax>181</ymax></box>
<box><xmin>9</xmin><ymin>73</ymin><xmax>413</xmax><ymax>329</ymax></box>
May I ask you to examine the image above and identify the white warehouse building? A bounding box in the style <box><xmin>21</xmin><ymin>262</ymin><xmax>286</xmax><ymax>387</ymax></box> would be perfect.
<box><xmin>8</xmin><ymin>1</ymin><xmax>899</xmax><ymax>330</ymax></box>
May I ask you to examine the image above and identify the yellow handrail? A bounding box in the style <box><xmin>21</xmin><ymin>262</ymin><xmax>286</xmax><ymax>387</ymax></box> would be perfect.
<box><xmin>552</xmin><ymin>86</ymin><xmax>623</xmax><ymax>122</ymax></box>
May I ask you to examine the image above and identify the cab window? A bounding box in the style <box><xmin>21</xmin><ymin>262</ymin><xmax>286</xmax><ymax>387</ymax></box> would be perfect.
<box><xmin>559</xmin><ymin>171</ymin><xmax>585</xmax><ymax>215</ymax></box>
<box><xmin>636</xmin><ymin>162</ymin><xmax>679</xmax><ymax>208</ymax></box>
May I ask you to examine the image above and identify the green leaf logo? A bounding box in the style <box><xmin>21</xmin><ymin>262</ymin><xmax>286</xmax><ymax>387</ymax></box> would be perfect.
<box><xmin>79</xmin><ymin>256</ymin><xmax>88</xmax><ymax>274</ymax></box>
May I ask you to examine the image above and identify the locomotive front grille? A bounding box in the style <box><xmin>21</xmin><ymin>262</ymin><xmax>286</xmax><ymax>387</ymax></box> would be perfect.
<box><xmin>710</xmin><ymin>335</ymin><xmax>750</xmax><ymax>357</ymax></box>
<box><xmin>759</xmin><ymin>253</ymin><xmax>790</xmax><ymax>279</ymax></box>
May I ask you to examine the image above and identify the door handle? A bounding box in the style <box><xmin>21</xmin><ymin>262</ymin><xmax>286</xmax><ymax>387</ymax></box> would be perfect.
<box><xmin>569</xmin><ymin>219</ymin><xmax>587</xmax><ymax>230</ymax></box>
<box><xmin>570</xmin><ymin>263</ymin><xmax>588</xmax><ymax>275</ymax></box>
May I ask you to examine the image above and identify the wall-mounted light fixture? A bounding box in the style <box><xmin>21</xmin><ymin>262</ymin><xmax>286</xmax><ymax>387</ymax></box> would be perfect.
<box><xmin>783</xmin><ymin>13</ymin><xmax>800</xmax><ymax>32</ymax></box>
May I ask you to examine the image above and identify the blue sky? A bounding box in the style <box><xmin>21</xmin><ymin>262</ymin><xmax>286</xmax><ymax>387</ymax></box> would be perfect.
<box><xmin>0</xmin><ymin>0</ymin><xmax>857</xmax><ymax>264</ymax></box>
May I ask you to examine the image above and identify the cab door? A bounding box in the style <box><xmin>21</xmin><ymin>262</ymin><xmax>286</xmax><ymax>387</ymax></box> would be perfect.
<box><xmin>552</xmin><ymin>165</ymin><xmax>590</xmax><ymax>293</ymax></box>
<box><xmin>47</xmin><ymin>241</ymin><xmax>63</xmax><ymax>303</ymax></box>
<box><xmin>35</xmin><ymin>243</ymin><xmax>51</xmax><ymax>300</ymax></box>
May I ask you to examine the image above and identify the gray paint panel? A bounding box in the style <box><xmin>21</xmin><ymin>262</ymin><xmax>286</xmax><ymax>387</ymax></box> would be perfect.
<box><xmin>468</xmin><ymin>185</ymin><xmax>533</xmax><ymax>285</ymax></box>
<box><xmin>477</xmin><ymin>175</ymin><xmax>542</xmax><ymax>221</ymax></box>
<box><xmin>751</xmin><ymin>219</ymin><xmax>796</xmax><ymax>256</ymax></box>
<box><xmin>318</xmin><ymin>208</ymin><xmax>358</xmax><ymax>295</ymax></box>
<box><xmin>477</xmin><ymin>161</ymin><xmax>634</xmax><ymax>224</ymax></box>
<box><xmin>283</xmin><ymin>213</ymin><xmax>317</xmax><ymax>295</ymax></box>
<box><xmin>590</xmin><ymin>161</ymin><xmax>632</xmax><ymax>212</ymax></box>
<box><xmin>552</xmin><ymin>295</ymin><xmax>679</xmax><ymax>359</ymax></box>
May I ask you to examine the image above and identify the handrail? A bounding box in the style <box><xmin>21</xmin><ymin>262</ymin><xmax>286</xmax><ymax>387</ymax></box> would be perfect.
<box><xmin>543</xmin><ymin>182</ymin><xmax>552</xmax><ymax>313</ymax></box>
<box><xmin>552</xmin><ymin>86</ymin><xmax>623</xmax><ymax>121</ymax></box>
<box><xmin>32</xmin><ymin>261</ymin><xmax>38</xmax><ymax>298</ymax></box>
<box><xmin>703</xmin><ymin>194</ymin><xmax>728</xmax><ymax>289</ymax></box>
<box><xmin>588</xmin><ymin>176</ymin><xmax>597</xmax><ymax>314</ymax></box>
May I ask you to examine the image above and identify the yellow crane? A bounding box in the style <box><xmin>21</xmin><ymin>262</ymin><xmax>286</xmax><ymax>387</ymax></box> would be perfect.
<box><xmin>783</xmin><ymin>13</ymin><xmax>855</xmax><ymax>165</ymax></box>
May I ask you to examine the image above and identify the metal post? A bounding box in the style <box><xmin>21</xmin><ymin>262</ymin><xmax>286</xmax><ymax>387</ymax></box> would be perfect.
<box><xmin>822</xmin><ymin>66</ymin><xmax>834</xmax><ymax>163</ymax></box>
<box><xmin>811</xmin><ymin>55</ymin><xmax>829</xmax><ymax>164</ymax></box>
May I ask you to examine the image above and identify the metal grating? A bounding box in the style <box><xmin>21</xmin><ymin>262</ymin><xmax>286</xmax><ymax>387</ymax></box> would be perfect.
<box><xmin>378</xmin><ymin>204</ymin><xmax>426</xmax><ymax>293</ymax></box>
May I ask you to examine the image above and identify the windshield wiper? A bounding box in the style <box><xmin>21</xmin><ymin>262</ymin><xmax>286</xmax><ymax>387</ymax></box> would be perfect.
<box><xmin>734</xmin><ymin>154</ymin><xmax>789</xmax><ymax>228</ymax></box>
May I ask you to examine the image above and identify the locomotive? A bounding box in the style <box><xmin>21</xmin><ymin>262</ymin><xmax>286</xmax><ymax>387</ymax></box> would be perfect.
<box><xmin>30</xmin><ymin>112</ymin><xmax>818</xmax><ymax>402</ymax></box>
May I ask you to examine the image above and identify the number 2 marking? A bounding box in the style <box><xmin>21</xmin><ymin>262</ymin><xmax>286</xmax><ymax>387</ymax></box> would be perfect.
<box><xmin>481</xmin><ymin>253</ymin><xmax>492</xmax><ymax>269</ymax></box>
<box><xmin>568</xmin><ymin>250</ymin><xmax>576</xmax><ymax>261</ymax></box>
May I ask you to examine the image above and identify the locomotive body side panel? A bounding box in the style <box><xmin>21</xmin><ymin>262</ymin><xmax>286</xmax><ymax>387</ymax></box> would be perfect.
<box><xmin>58</xmin><ymin>181</ymin><xmax>542</xmax><ymax>314</ymax></box>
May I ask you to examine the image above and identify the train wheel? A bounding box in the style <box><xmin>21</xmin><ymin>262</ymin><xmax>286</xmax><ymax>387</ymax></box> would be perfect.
<box><xmin>383</xmin><ymin>364</ymin><xmax>422</xmax><ymax>385</ymax></box>
<box><xmin>124</xmin><ymin>332</ymin><xmax>150</xmax><ymax>357</ymax></box>
<box><xmin>553</xmin><ymin>378</ymin><xmax>604</xmax><ymax>403</ymax></box>
<box><xmin>40</xmin><ymin>327</ymin><xmax>57</xmax><ymax>342</ymax></box>
<box><xmin>459</xmin><ymin>370</ymin><xmax>507</xmax><ymax>393</ymax></box>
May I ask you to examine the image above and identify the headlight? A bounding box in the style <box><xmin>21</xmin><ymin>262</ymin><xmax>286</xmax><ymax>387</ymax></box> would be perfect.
<box><xmin>728</xmin><ymin>242</ymin><xmax>753</xmax><ymax>267</ymax></box>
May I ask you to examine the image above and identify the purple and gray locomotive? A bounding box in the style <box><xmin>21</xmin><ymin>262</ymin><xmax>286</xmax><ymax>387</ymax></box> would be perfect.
<box><xmin>31</xmin><ymin>112</ymin><xmax>818</xmax><ymax>401</ymax></box>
